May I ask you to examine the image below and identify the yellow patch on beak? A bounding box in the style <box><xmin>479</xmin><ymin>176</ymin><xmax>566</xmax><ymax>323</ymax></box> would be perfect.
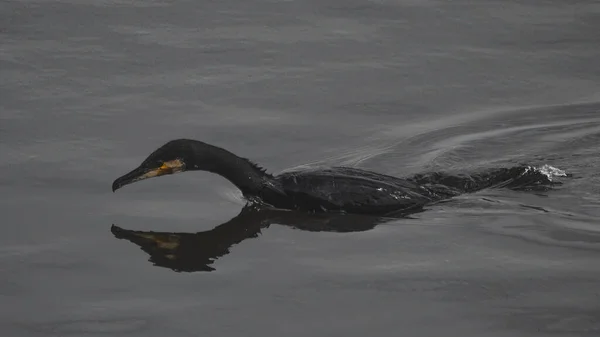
<box><xmin>160</xmin><ymin>159</ymin><xmax>185</xmax><ymax>172</ymax></box>
<box><xmin>139</xmin><ymin>159</ymin><xmax>185</xmax><ymax>180</ymax></box>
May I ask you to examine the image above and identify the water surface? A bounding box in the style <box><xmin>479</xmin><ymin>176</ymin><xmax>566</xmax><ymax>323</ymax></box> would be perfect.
<box><xmin>2</xmin><ymin>0</ymin><xmax>600</xmax><ymax>336</ymax></box>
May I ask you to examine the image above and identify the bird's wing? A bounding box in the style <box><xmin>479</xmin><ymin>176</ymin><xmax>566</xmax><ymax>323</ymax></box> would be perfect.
<box><xmin>276</xmin><ymin>167</ymin><xmax>433</xmax><ymax>214</ymax></box>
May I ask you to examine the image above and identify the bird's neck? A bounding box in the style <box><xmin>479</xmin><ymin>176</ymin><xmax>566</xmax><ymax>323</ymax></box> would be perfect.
<box><xmin>190</xmin><ymin>143</ymin><xmax>274</xmax><ymax>196</ymax></box>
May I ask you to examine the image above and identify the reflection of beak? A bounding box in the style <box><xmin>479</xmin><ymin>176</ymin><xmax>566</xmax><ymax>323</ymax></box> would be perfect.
<box><xmin>112</xmin><ymin>160</ymin><xmax>184</xmax><ymax>192</ymax></box>
<box><xmin>111</xmin><ymin>224</ymin><xmax>180</xmax><ymax>250</ymax></box>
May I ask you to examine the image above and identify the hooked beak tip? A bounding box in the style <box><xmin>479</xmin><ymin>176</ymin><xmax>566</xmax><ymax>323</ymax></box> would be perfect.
<box><xmin>112</xmin><ymin>169</ymin><xmax>139</xmax><ymax>193</ymax></box>
<box><xmin>112</xmin><ymin>178</ymin><xmax>123</xmax><ymax>192</ymax></box>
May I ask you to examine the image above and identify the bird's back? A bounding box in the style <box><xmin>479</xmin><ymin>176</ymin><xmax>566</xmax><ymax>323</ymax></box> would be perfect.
<box><xmin>273</xmin><ymin>167</ymin><xmax>436</xmax><ymax>214</ymax></box>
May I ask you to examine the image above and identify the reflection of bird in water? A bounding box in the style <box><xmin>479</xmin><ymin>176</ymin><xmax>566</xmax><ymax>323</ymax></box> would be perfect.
<box><xmin>112</xmin><ymin>139</ymin><xmax>560</xmax><ymax>216</ymax></box>
<box><xmin>111</xmin><ymin>206</ymin><xmax>401</xmax><ymax>272</ymax></box>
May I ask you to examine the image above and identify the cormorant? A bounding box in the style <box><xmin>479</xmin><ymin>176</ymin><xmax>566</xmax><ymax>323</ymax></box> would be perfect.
<box><xmin>112</xmin><ymin>139</ymin><xmax>557</xmax><ymax>216</ymax></box>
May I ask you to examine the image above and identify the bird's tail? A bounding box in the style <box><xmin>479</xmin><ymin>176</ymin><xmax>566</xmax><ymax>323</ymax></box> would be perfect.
<box><xmin>408</xmin><ymin>164</ymin><xmax>568</xmax><ymax>194</ymax></box>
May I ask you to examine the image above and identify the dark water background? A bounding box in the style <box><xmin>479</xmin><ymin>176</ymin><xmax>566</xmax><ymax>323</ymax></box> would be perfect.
<box><xmin>2</xmin><ymin>0</ymin><xmax>600</xmax><ymax>336</ymax></box>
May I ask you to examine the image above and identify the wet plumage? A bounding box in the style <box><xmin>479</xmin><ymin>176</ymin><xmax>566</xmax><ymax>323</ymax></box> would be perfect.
<box><xmin>112</xmin><ymin>139</ymin><xmax>557</xmax><ymax>216</ymax></box>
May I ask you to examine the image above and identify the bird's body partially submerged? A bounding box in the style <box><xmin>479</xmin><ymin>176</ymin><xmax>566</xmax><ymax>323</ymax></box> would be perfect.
<box><xmin>271</xmin><ymin>167</ymin><xmax>443</xmax><ymax>215</ymax></box>
<box><xmin>112</xmin><ymin>139</ymin><xmax>559</xmax><ymax>216</ymax></box>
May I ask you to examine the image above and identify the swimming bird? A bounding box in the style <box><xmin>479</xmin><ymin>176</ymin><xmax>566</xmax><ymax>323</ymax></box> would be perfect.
<box><xmin>112</xmin><ymin>139</ymin><xmax>556</xmax><ymax>216</ymax></box>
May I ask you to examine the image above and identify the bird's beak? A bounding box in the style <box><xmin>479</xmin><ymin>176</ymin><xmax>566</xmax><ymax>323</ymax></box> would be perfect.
<box><xmin>112</xmin><ymin>159</ymin><xmax>185</xmax><ymax>192</ymax></box>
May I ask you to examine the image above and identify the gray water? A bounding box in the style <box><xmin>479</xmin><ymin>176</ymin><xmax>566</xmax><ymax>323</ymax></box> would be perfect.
<box><xmin>2</xmin><ymin>0</ymin><xmax>600</xmax><ymax>336</ymax></box>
